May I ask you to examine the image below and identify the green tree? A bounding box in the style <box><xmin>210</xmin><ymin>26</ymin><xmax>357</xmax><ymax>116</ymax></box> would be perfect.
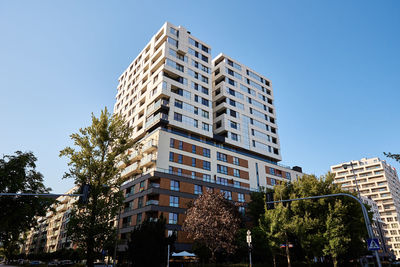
<box><xmin>182</xmin><ymin>190</ymin><xmax>241</xmax><ymax>262</ymax></box>
<box><xmin>0</xmin><ymin>151</ymin><xmax>53</xmax><ymax>261</ymax></box>
<box><xmin>260</xmin><ymin>174</ymin><xmax>369</xmax><ymax>266</ymax></box>
<box><xmin>60</xmin><ymin>108</ymin><xmax>133</xmax><ymax>267</ymax></box>
<box><xmin>127</xmin><ymin>215</ymin><xmax>175</xmax><ymax>267</ymax></box>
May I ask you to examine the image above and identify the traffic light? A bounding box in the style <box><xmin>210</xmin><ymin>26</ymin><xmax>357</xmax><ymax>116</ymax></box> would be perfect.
<box><xmin>266</xmin><ymin>191</ymin><xmax>274</xmax><ymax>210</ymax></box>
<box><xmin>79</xmin><ymin>184</ymin><xmax>91</xmax><ymax>204</ymax></box>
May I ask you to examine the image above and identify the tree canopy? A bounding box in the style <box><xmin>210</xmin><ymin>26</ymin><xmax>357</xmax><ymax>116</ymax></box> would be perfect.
<box><xmin>182</xmin><ymin>190</ymin><xmax>241</xmax><ymax>262</ymax></box>
<box><xmin>126</xmin><ymin>215</ymin><xmax>175</xmax><ymax>267</ymax></box>
<box><xmin>60</xmin><ymin>108</ymin><xmax>133</xmax><ymax>267</ymax></box>
<box><xmin>259</xmin><ymin>173</ymin><xmax>369</xmax><ymax>267</ymax></box>
<box><xmin>0</xmin><ymin>151</ymin><xmax>53</xmax><ymax>260</ymax></box>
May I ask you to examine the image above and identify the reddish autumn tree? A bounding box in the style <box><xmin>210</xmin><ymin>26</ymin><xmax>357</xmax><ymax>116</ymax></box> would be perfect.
<box><xmin>182</xmin><ymin>190</ymin><xmax>241</xmax><ymax>262</ymax></box>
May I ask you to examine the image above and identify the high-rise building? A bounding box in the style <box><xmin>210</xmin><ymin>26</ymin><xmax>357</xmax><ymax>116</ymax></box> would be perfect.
<box><xmin>21</xmin><ymin>187</ymin><xmax>78</xmax><ymax>255</ymax></box>
<box><xmin>331</xmin><ymin>157</ymin><xmax>400</xmax><ymax>257</ymax></box>
<box><xmin>114</xmin><ymin>22</ymin><xmax>303</xmax><ymax>251</ymax></box>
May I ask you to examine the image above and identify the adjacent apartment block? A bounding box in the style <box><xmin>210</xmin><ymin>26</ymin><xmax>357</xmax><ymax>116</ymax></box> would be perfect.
<box><xmin>114</xmin><ymin>22</ymin><xmax>303</xmax><ymax>251</ymax></box>
<box><xmin>331</xmin><ymin>157</ymin><xmax>400</xmax><ymax>257</ymax></box>
<box><xmin>21</xmin><ymin>188</ymin><xmax>78</xmax><ymax>254</ymax></box>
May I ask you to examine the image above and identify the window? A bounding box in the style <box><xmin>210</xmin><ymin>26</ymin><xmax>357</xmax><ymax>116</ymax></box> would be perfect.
<box><xmin>194</xmin><ymin>185</ymin><xmax>202</xmax><ymax>195</ymax></box>
<box><xmin>233</xmin><ymin>157</ymin><xmax>240</xmax><ymax>166</ymax></box>
<box><xmin>138</xmin><ymin>197</ymin><xmax>143</xmax><ymax>208</ymax></box>
<box><xmin>239</xmin><ymin>206</ymin><xmax>245</xmax><ymax>215</ymax></box>
<box><xmin>170</xmin><ymin>138</ymin><xmax>175</xmax><ymax>148</ymax></box>
<box><xmin>201</xmin><ymin>98</ymin><xmax>209</xmax><ymax>107</ymax></box>
<box><xmin>203</xmin><ymin>174</ymin><xmax>211</xmax><ymax>182</ymax></box>
<box><xmin>170</xmin><ymin>180</ymin><xmax>179</xmax><ymax>191</ymax></box>
<box><xmin>202</xmin><ymin>123</ymin><xmax>210</xmax><ymax>131</ymax></box>
<box><xmin>169</xmin><ymin>213</ymin><xmax>178</xmax><ymax>224</ymax></box>
<box><xmin>136</xmin><ymin>213</ymin><xmax>142</xmax><ymax>224</ymax></box>
<box><xmin>271</xmin><ymin>178</ymin><xmax>276</xmax><ymax>186</ymax></box>
<box><xmin>202</xmin><ymin>87</ymin><xmax>209</xmax><ymax>95</ymax></box>
<box><xmin>178</xmin><ymin>154</ymin><xmax>183</xmax><ymax>164</ymax></box>
<box><xmin>230</xmin><ymin>110</ymin><xmax>237</xmax><ymax>118</ymax></box>
<box><xmin>216</xmin><ymin>177</ymin><xmax>228</xmax><ymax>185</ymax></box>
<box><xmin>217</xmin><ymin>152</ymin><xmax>227</xmax><ymax>162</ymax></box>
<box><xmin>174</xmin><ymin>112</ymin><xmax>182</xmax><ymax>122</ymax></box>
<box><xmin>192</xmin><ymin>158</ymin><xmax>196</xmax><ymax>167</ymax></box>
<box><xmin>221</xmin><ymin>190</ymin><xmax>232</xmax><ymax>200</ymax></box>
<box><xmin>170</xmin><ymin>196</ymin><xmax>179</xmax><ymax>207</ymax></box>
<box><xmin>201</xmin><ymin>110</ymin><xmax>209</xmax><ymax>119</ymax></box>
<box><xmin>286</xmin><ymin>172</ymin><xmax>291</xmax><ymax>179</ymax></box>
<box><xmin>170</xmin><ymin>27</ymin><xmax>178</xmax><ymax>36</ymax></box>
<box><xmin>192</xmin><ymin>145</ymin><xmax>196</xmax><ymax>153</ymax></box>
<box><xmin>177</xmin><ymin>168</ymin><xmax>182</xmax><ymax>176</ymax></box>
<box><xmin>191</xmin><ymin>171</ymin><xmax>196</xmax><ymax>179</ymax></box>
<box><xmin>169</xmin><ymin>152</ymin><xmax>174</xmax><ymax>162</ymax></box>
<box><xmin>217</xmin><ymin>165</ymin><xmax>228</xmax><ymax>175</ymax></box>
<box><xmin>233</xmin><ymin>169</ymin><xmax>240</xmax><ymax>178</ymax></box>
<box><xmin>231</xmin><ymin>133</ymin><xmax>238</xmax><ymax>141</ymax></box>
<box><xmin>234</xmin><ymin>181</ymin><xmax>240</xmax><ymax>188</ymax></box>
<box><xmin>203</xmin><ymin>148</ymin><xmax>210</xmax><ymax>157</ymax></box>
<box><xmin>175</xmin><ymin>100</ymin><xmax>183</xmax><ymax>109</ymax></box>
<box><xmin>203</xmin><ymin>161</ymin><xmax>211</xmax><ymax>170</ymax></box>
<box><xmin>230</xmin><ymin>121</ymin><xmax>238</xmax><ymax>129</ymax></box>
<box><xmin>270</xmin><ymin>168</ymin><xmax>275</xmax><ymax>175</ymax></box>
<box><xmin>169</xmin><ymin>166</ymin><xmax>173</xmax><ymax>174</ymax></box>
<box><xmin>194</xmin><ymin>95</ymin><xmax>199</xmax><ymax>102</ymax></box>
<box><xmin>178</xmin><ymin>141</ymin><xmax>183</xmax><ymax>150</ymax></box>
<box><xmin>238</xmin><ymin>193</ymin><xmax>245</xmax><ymax>202</ymax></box>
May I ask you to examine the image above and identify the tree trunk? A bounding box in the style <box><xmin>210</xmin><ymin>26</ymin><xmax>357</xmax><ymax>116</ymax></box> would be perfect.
<box><xmin>333</xmin><ymin>256</ymin><xmax>338</xmax><ymax>267</ymax></box>
<box><xmin>273</xmin><ymin>254</ymin><xmax>277</xmax><ymax>267</ymax></box>
<box><xmin>285</xmin><ymin>237</ymin><xmax>291</xmax><ymax>267</ymax></box>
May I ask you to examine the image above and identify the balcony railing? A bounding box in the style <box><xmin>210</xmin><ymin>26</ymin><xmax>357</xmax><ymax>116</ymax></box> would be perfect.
<box><xmin>140</xmin><ymin>154</ymin><xmax>157</xmax><ymax>167</ymax></box>
<box><xmin>145</xmin><ymin>113</ymin><xmax>169</xmax><ymax>129</ymax></box>
<box><xmin>121</xmin><ymin>162</ymin><xmax>139</xmax><ymax>177</ymax></box>
<box><xmin>142</xmin><ymin>140</ymin><xmax>157</xmax><ymax>153</ymax></box>
<box><xmin>146</xmin><ymin>200</ymin><xmax>159</xmax><ymax>206</ymax></box>
<box><xmin>149</xmin><ymin>183</ymin><xmax>160</xmax><ymax>189</ymax></box>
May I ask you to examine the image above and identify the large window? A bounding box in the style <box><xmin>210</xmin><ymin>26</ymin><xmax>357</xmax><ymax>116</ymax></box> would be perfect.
<box><xmin>233</xmin><ymin>169</ymin><xmax>240</xmax><ymax>178</ymax></box>
<box><xmin>203</xmin><ymin>174</ymin><xmax>211</xmax><ymax>182</ymax></box>
<box><xmin>170</xmin><ymin>196</ymin><xmax>179</xmax><ymax>207</ymax></box>
<box><xmin>203</xmin><ymin>161</ymin><xmax>211</xmax><ymax>170</ymax></box>
<box><xmin>194</xmin><ymin>185</ymin><xmax>203</xmax><ymax>195</ymax></box>
<box><xmin>170</xmin><ymin>180</ymin><xmax>180</xmax><ymax>191</ymax></box>
<box><xmin>169</xmin><ymin>213</ymin><xmax>178</xmax><ymax>224</ymax></box>
<box><xmin>221</xmin><ymin>190</ymin><xmax>232</xmax><ymax>200</ymax></box>
<box><xmin>217</xmin><ymin>152</ymin><xmax>227</xmax><ymax>162</ymax></box>
<box><xmin>217</xmin><ymin>164</ymin><xmax>228</xmax><ymax>175</ymax></box>
<box><xmin>216</xmin><ymin>177</ymin><xmax>228</xmax><ymax>185</ymax></box>
<box><xmin>203</xmin><ymin>148</ymin><xmax>210</xmax><ymax>157</ymax></box>
<box><xmin>238</xmin><ymin>193</ymin><xmax>245</xmax><ymax>202</ymax></box>
<box><xmin>233</xmin><ymin>157</ymin><xmax>240</xmax><ymax>166</ymax></box>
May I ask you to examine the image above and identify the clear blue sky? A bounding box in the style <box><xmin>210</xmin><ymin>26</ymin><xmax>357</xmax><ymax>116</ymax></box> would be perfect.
<box><xmin>1</xmin><ymin>0</ymin><xmax>399</xmax><ymax>193</ymax></box>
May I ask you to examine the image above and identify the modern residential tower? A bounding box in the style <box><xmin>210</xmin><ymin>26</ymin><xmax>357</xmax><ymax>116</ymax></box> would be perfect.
<box><xmin>114</xmin><ymin>22</ymin><xmax>303</xmax><ymax>251</ymax></box>
<box><xmin>331</xmin><ymin>157</ymin><xmax>400</xmax><ymax>258</ymax></box>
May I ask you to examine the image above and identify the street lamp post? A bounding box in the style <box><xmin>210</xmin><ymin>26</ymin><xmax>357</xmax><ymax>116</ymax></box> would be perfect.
<box><xmin>247</xmin><ymin>230</ymin><xmax>252</xmax><ymax>267</ymax></box>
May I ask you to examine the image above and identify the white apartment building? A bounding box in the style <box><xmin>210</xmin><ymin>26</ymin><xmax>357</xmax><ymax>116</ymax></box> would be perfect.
<box><xmin>113</xmin><ymin>22</ymin><xmax>303</xmax><ymax>251</ymax></box>
<box><xmin>212</xmin><ymin>54</ymin><xmax>281</xmax><ymax>161</ymax></box>
<box><xmin>331</xmin><ymin>157</ymin><xmax>400</xmax><ymax>257</ymax></box>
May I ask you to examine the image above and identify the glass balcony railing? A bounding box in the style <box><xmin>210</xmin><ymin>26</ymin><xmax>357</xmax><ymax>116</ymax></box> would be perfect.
<box><xmin>146</xmin><ymin>200</ymin><xmax>159</xmax><ymax>206</ymax></box>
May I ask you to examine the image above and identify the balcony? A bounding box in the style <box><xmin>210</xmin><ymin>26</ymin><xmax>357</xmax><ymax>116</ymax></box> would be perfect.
<box><xmin>121</xmin><ymin>162</ymin><xmax>140</xmax><ymax>178</ymax></box>
<box><xmin>140</xmin><ymin>154</ymin><xmax>157</xmax><ymax>167</ymax></box>
<box><xmin>146</xmin><ymin>99</ymin><xmax>169</xmax><ymax>116</ymax></box>
<box><xmin>128</xmin><ymin>149</ymin><xmax>142</xmax><ymax>161</ymax></box>
<box><xmin>145</xmin><ymin>112</ymin><xmax>169</xmax><ymax>129</ymax></box>
<box><xmin>46</xmin><ymin>211</ymin><xmax>53</xmax><ymax>218</ymax></box>
<box><xmin>148</xmin><ymin>183</ymin><xmax>160</xmax><ymax>189</ymax></box>
<box><xmin>142</xmin><ymin>140</ymin><xmax>157</xmax><ymax>153</ymax></box>
<box><xmin>146</xmin><ymin>200</ymin><xmax>159</xmax><ymax>206</ymax></box>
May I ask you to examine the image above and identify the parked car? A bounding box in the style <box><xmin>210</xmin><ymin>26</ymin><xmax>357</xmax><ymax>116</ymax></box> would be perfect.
<box><xmin>30</xmin><ymin>261</ymin><xmax>43</xmax><ymax>265</ymax></box>
<box><xmin>48</xmin><ymin>261</ymin><xmax>59</xmax><ymax>266</ymax></box>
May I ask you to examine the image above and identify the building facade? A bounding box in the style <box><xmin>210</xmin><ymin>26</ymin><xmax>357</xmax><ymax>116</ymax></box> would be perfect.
<box><xmin>114</xmin><ymin>22</ymin><xmax>303</xmax><ymax>251</ymax></box>
<box><xmin>331</xmin><ymin>157</ymin><xmax>400</xmax><ymax>257</ymax></box>
<box><xmin>21</xmin><ymin>188</ymin><xmax>78</xmax><ymax>254</ymax></box>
